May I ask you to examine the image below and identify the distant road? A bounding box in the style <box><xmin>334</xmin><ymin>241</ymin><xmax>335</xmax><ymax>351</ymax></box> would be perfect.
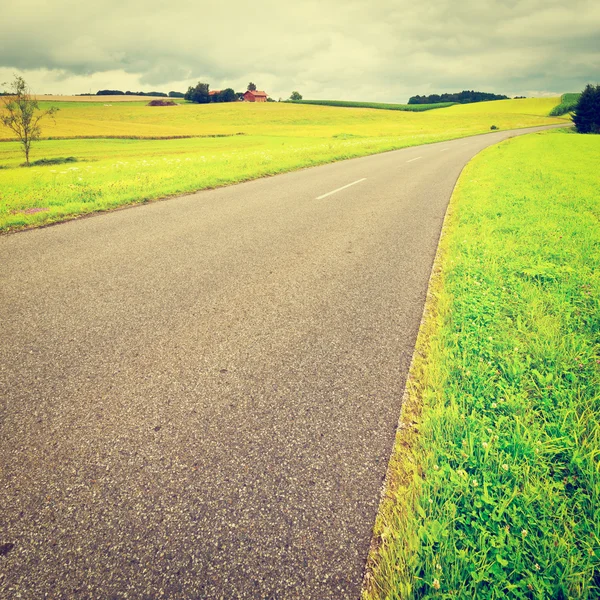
<box><xmin>0</xmin><ymin>124</ymin><xmax>564</xmax><ymax>599</ymax></box>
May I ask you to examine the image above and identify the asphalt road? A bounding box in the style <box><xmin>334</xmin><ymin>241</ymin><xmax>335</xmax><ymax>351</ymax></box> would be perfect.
<box><xmin>0</xmin><ymin>124</ymin><xmax>563</xmax><ymax>599</ymax></box>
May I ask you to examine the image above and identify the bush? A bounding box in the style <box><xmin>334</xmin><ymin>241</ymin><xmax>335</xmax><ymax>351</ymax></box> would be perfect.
<box><xmin>147</xmin><ymin>99</ymin><xmax>177</xmax><ymax>106</ymax></box>
<box><xmin>572</xmin><ymin>84</ymin><xmax>600</xmax><ymax>133</ymax></box>
<box><xmin>490</xmin><ymin>125</ymin><xmax>498</xmax><ymax>130</ymax></box>
<box><xmin>27</xmin><ymin>157</ymin><xmax>77</xmax><ymax>167</ymax></box>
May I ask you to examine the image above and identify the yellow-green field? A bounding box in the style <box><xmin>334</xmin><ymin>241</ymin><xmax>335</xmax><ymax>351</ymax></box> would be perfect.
<box><xmin>3</xmin><ymin>97</ymin><xmax>562</xmax><ymax>140</ymax></box>
<box><xmin>0</xmin><ymin>98</ymin><xmax>567</xmax><ymax>231</ymax></box>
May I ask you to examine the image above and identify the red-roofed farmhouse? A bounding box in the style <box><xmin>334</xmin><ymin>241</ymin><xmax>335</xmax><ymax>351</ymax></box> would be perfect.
<box><xmin>243</xmin><ymin>90</ymin><xmax>268</xmax><ymax>102</ymax></box>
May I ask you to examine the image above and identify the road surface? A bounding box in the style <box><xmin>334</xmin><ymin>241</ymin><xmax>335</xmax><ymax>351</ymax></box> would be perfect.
<box><xmin>0</xmin><ymin>125</ymin><xmax>563</xmax><ymax>599</ymax></box>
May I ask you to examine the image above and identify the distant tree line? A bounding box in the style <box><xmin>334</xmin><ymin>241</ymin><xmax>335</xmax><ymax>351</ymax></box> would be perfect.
<box><xmin>408</xmin><ymin>90</ymin><xmax>509</xmax><ymax>105</ymax></box>
<box><xmin>91</xmin><ymin>81</ymin><xmax>274</xmax><ymax>104</ymax></box>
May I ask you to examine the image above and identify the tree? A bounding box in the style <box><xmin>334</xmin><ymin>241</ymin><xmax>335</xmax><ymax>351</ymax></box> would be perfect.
<box><xmin>209</xmin><ymin>88</ymin><xmax>237</xmax><ymax>103</ymax></box>
<box><xmin>572</xmin><ymin>84</ymin><xmax>600</xmax><ymax>134</ymax></box>
<box><xmin>289</xmin><ymin>91</ymin><xmax>303</xmax><ymax>101</ymax></box>
<box><xmin>247</xmin><ymin>82</ymin><xmax>257</xmax><ymax>91</ymax></box>
<box><xmin>0</xmin><ymin>75</ymin><xmax>58</xmax><ymax>166</ymax></box>
<box><xmin>219</xmin><ymin>88</ymin><xmax>237</xmax><ymax>103</ymax></box>
<box><xmin>184</xmin><ymin>82</ymin><xmax>210</xmax><ymax>104</ymax></box>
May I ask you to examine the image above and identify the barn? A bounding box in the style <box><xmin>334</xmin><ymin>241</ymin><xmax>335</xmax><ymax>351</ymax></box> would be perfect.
<box><xmin>243</xmin><ymin>90</ymin><xmax>268</xmax><ymax>102</ymax></box>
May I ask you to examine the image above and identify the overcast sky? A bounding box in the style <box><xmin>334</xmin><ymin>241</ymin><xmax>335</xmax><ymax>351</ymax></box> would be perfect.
<box><xmin>1</xmin><ymin>0</ymin><xmax>599</xmax><ymax>101</ymax></box>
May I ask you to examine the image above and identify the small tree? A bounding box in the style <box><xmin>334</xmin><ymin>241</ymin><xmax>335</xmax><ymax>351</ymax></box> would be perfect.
<box><xmin>289</xmin><ymin>91</ymin><xmax>302</xmax><ymax>101</ymax></box>
<box><xmin>0</xmin><ymin>75</ymin><xmax>58</xmax><ymax>166</ymax></box>
<box><xmin>572</xmin><ymin>84</ymin><xmax>600</xmax><ymax>134</ymax></box>
<box><xmin>247</xmin><ymin>82</ymin><xmax>257</xmax><ymax>91</ymax></box>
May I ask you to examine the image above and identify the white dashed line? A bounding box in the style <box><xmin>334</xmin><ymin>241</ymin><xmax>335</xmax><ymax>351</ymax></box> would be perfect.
<box><xmin>316</xmin><ymin>178</ymin><xmax>367</xmax><ymax>200</ymax></box>
<box><xmin>440</xmin><ymin>148</ymin><xmax>450</xmax><ymax>152</ymax></box>
<box><xmin>406</xmin><ymin>157</ymin><xmax>423</xmax><ymax>163</ymax></box>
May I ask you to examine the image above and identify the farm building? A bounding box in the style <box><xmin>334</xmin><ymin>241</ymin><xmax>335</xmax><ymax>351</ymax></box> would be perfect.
<box><xmin>243</xmin><ymin>90</ymin><xmax>268</xmax><ymax>102</ymax></box>
<box><xmin>208</xmin><ymin>90</ymin><xmax>221</xmax><ymax>97</ymax></box>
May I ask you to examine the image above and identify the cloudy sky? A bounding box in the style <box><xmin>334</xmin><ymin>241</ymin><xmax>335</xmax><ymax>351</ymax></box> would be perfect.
<box><xmin>1</xmin><ymin>0</ymin><xmax>599</xmax><ymax>101</ymax></box>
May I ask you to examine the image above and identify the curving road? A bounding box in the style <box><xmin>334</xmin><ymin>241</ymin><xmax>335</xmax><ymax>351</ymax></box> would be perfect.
<box><xmin>0</xmin><ymin>124</ymin><xmax>562</xmax><ymax>599</ymax></box>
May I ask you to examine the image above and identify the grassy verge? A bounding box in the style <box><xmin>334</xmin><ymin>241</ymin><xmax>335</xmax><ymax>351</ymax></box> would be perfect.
<box><xmin>549</xmin><ymin>94</ymin><xmax>580</xmax><ymax>117</ymax></box>
<box><xmin>286</xmin><ymin>100</ymin><xmax>456</xmax><ymax>111</ymax></box>
<box><xmin>364</xmin><ymin>129</ymin><xmax>600</xmax><ymax>599</ymax></box>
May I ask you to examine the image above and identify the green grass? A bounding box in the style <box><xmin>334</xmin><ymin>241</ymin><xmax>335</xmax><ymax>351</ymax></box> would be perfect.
<box><xmin>364</xmin><ymin>129</ymin><xmax>600</xmax><ymax>599</ymax></box>
<box><xmin>286</xmin><ymin>99</ymin><xmax>456</xmax><ymax>111</ymax></box>
<box><xmin>549</xmin><ymin>94</ymin><xmax>581</xmax><ymax>116</ymax></box>
<box><xmin>0</xmin><ymin>98</ymin><xmax>566</xmax><ymax>231</ymax></box>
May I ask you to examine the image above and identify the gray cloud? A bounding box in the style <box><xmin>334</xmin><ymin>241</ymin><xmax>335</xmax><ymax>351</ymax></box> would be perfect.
<box><xmin>1</xmin><ymin>0</ymin><xmax>598</xmax><ymax>100</ymax></box>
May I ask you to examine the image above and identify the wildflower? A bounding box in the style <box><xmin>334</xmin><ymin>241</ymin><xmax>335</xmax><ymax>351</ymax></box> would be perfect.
<box><xmin>534</xmin><ymin>563</ymin><xmax>540</xmax><ymax>571</ymax></box>
<box><xmin>482</xmin><ymin>442</ymin><xmax>489</xmax><ymax>449</ymax></box>
<box><xmin>436</xmin><ymin>563</ymin><xmax>442</xmax><ymax>571</ymax></box>
<box><xmin>491</xmin><ymin>402</ymin><xmax>497</xmax><ymax>409</ymax></box>
<box><xmin>433</xmin><ymin>464</ymin><xmax>439</xmax><ymax>471</ymax></box>
<box><xmin>472</xmin><ymin>479</ymin><xmax>478</xmax><ymax>487</ymax></box>
<box><xmin>522</xmin><ymin>529</ymin><xmax>528</xmax><ymax>537</ymax></box>
<box><xmin>432</xmin><ymin>579</ymin><xmax>440</xmax><ymax>590</ymax></box>
<box><xmin>502</xmin><ymin>464</ymin><xmax>509</xmax><ymax>471</ymax></box>
<box><xmin>429</xmin><ymin>498</ymin><xmax>433</xmax><ymax>504</ymax></box>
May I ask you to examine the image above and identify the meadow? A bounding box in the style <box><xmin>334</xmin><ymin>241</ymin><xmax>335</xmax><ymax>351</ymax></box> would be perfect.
<box><xmin>0</xmin><ymin>98</ymin><xmax>566</xmax><ymax>231</ymax></box>
<box><xmin>364</xmin><ymin>128</ymin><xmax>600</xmax><ymax>598</ymax></box>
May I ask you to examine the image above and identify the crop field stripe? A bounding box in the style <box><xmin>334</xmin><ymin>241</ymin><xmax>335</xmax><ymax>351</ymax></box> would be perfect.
<box><xmin>287</xmin><ymin>99</ymin><xmax>456</xmax><ymax>112</ymax></box>
<box><xmin>548</xmin><ymin>93</ymin><xmax>580</xmax><ymax>116</ymax></box>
